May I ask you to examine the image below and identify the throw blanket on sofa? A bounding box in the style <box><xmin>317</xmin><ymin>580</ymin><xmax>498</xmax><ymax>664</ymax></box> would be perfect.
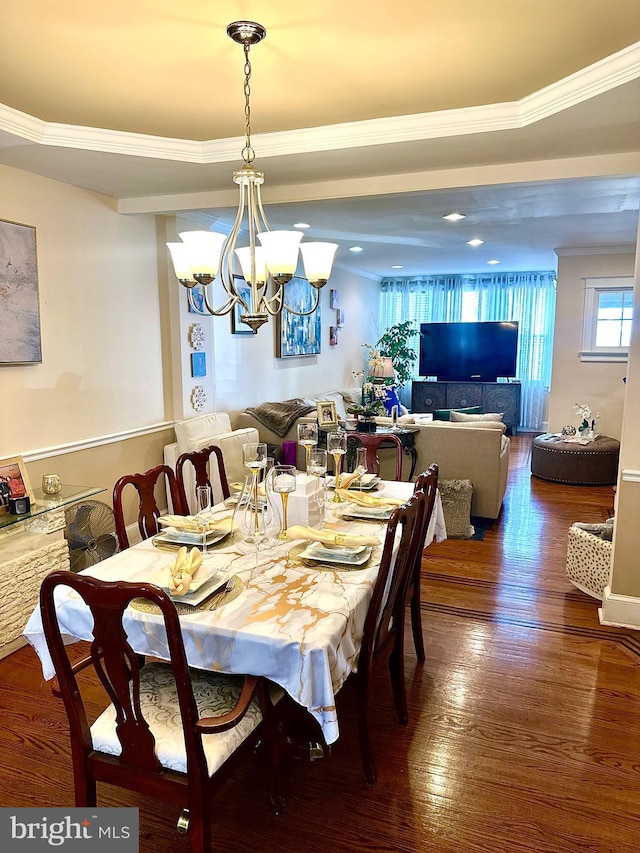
<box><xmin>244</xmin><ymin>398</ymin><xmax>316</xmax><ymax>438</ymax></box>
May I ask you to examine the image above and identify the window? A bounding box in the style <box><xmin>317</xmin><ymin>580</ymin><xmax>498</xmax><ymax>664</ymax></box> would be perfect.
<box><xmin>581</xmin><ymin>276</ymin><xmax>634</xmax><ymax>362</ymax></box>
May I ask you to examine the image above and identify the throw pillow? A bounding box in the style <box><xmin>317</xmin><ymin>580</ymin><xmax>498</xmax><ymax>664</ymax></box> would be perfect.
<box><xmin>438</xmin><ymin>479</ymin><xmax>474</xmax><ymax>539</ymax></box>
<box><xmin>450</xmin><ymin>411</ymin><xmax>504</xmax><ymax>423</ymax></box>
<box><xmin>433</xmin><ymin>406</ymin><xmax>482</xmax><ymax>421</ymax></box>
<box><xmin>382</xmin><ymin>385</ymin><xmax>402</xmax><ymax>416</ymax></box>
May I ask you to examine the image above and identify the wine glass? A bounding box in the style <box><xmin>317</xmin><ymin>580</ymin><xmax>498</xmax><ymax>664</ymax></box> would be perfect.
<box><xmin>195</xmin><ymin>484</ymin><xmax>213</xmax><ymax>556</ymax></box>
<box><xmin>354</xmin><ymin>447</ymin><xmax>368</xmax><ymax>491</ymax></box>
<box><xmin>271</xmin><ymin>464</ymin><xmax>297</xmax><ymax>539</ymax></box>
<box><xmin>308</xmin><ymin>448</ymin><xmax>328</xmax><ymax>523</ymax></box>
<box><xmin>242</xmin><ymin>443</ymin><xmax>268</xmax><ymax>544</ymax></box>
<box><xmin>327</xmin><ymin>430</ymin><xmax>347</xmax><ymax>502</ymax></box>
<box><xmin>297</xmin><ymin>422</ymin><xmax>318</xmax><ymax>472</ymax></box>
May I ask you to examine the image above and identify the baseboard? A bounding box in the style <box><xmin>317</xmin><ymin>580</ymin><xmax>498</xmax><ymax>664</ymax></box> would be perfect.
<box><xmin>598</xmin><ymin>584</ymin><xmax>640</xmax><ymax>630</ymax></box>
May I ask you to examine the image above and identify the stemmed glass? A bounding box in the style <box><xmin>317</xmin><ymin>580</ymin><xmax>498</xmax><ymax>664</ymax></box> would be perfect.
<box><xmin>327</xmin><ymin>430</ymin><xmax>347</xmax><ymax>502</ymax></box>
<box><xmin>354</xmin><ymin>447</ymin><xmax>368</xmax><ymax>491</ymax></box>
<box><xmin>242</xmin><ymin>442</ymin><xmax>268</xmax><ymax>544</ymax></box>
<box><xmin>308</xmin><ymin>448</ymin><xmax>328</xmax><ymax>523</ymax></box>
<box><xmin>271</xmin><ymin>464</ymin><xmax>297</xmax><ymax>539</ymax></box>
<box><xmin>195</xmin><ymin>484</ymin><xmax>213</xmax><ymax>556</ymax></box>
<box><xmin>297</xmin><ymin>422</ymin><xmax>319</xmax><ymax>472</ymax></box>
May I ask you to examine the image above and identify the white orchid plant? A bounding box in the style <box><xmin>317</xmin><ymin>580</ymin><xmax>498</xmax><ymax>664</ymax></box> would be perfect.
<box><xmin>573</xmin><ymin>403</ymin><xmax>599</xmax><ymax>432</ymax></box>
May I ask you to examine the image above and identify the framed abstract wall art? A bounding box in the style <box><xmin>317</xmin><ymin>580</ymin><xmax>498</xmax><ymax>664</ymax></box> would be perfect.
<box><xmin>231</xmin><ymin>278</ymin><xmax>257</xmax><ymax>335</ymax></box>
<box><xmin>0</xmin><ymin>219</ymin><xmax>42</xmax><ymax>364</ymax></box>
<box><xmin>276</xmin><ymin>278</ymin><xmax>321</xmax><ymax>358</ymax></box>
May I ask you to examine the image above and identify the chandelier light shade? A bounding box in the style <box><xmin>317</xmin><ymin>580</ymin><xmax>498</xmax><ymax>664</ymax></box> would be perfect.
<box><xmin>166</xmin><ymin>21</ymin><xmax>338</xmax><ymax>333</ymax></box>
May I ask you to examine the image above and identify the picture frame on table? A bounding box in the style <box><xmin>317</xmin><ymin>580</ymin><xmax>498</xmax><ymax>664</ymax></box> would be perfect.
<box><xmin>316</xmin><ymin>401</ymin><xmax>338</xmax><ymax>428</ymax></box>
<box><xmin>231</xmin><ymin>278</ymin><xmax>257</xmax><ymax>335</ymax></box>
<box><xmin>0</xmin><ymin>455</ymin><xmax>35</xmax><ymax>512</ymax></box>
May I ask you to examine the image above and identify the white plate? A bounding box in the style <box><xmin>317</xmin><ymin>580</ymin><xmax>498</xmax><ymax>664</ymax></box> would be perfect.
<box><xmin>149</xmin><ymin>565</ymin><xmax>231</xmax><ymax>605</ymax></box>
<box><xmin>300</xmin><ymin>542</ymin><xmax>372</xmax><ymax>565</ymax></box>
<box><xmin>155</xmin><ymin>527</ymin><xmax>231</xmax><ymax>547</ymax></box>
<box><xmin>327</xmin><ymin>475</ymin><xmax>382</xmax><ymax>491</ymax></box>
<box><xmin>334</xmin><ymin>502</ymin><xmax>394</xmax><ymax>520</ymax></box>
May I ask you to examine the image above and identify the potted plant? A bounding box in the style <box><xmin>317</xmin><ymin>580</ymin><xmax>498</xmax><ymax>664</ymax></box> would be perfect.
<box><xmin>374</xmin><ymin>321</ymin><xmax>418</xmax><ymax>388</ymax></box>
<box><xmin>346</xmin><ymin>400</ymin><xmax>384</xmax><ymax>432</ymax></box>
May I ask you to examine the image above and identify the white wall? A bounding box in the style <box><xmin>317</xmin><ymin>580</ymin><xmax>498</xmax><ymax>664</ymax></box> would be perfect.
<box><xmin>1</xmin><ymin>165</ymin><xmax>164</xmax><ymax>457</ymax></box>
<box><xmin>547</xmin><ymin>250</ymin><xmax>636</xmax><ymax>440</ymax></box>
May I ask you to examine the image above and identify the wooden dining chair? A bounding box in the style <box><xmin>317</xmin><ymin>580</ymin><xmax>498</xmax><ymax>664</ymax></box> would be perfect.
<box><xmin>176</xmin><ymin>444</ymin><xmax>230</xmax><ymax>516</ymax></box>
<box><xmin>409</xmin><ymin>463</ymin><xmax>440</xmax><ymax>663</ymax></box>
<box><xmin>113</xmin><ymin>464</ymin><xmax>183</xmax><ymax>550</ymax></box>
<box><xmin>349</xmin><ymin>491</ymin><xmax>427</xmax><ymax>785</ymax></box>
<box><xmin>350</xmin><ymin>432</ymin><xmax>404</xmax><ymax>480</ymax></box>
<box><xmin>39</xmin><ymin>570</ymin><xmax>284</xmax><ymax>853</ymax></box>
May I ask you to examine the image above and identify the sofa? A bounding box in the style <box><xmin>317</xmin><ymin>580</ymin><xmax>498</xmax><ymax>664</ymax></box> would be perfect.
<box><xmin>238</xmin><ymin>393</ymin><xmax>510</xmax><ymax>519</ymax></box>
<box><xmin>237</xmin><ymin>388</ymin><xmax>362</xmax><ymax>470</ymax></box>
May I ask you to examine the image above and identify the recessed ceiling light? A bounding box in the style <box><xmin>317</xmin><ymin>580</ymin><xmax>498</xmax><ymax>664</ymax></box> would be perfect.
<box><xmin>391</xmin><ymin>265</ymin><xmax>404</xmax><ymax>269</ymax></box>
<box><xmin>467</xmin><ymin>238</ymin><xmax>484</xmax><ymax>247</ymax></box>
<box><xmin>349</xmin><ymin>246</ymin><xmax>364</xmax><ymax>253</ymax></box>
<box><xmin>443</xmin><ymin>212</ymin><xmax>466</xmax><ymax>221</ymax></box>
<box><xmin>293</xmin><ymin>222</ymin><xmax>310</xmax><ymax>229</ymax></box>
<box><xmin>487</xmin><ymin>259</ymin><xmax>500</xmax><ymax>265</ymax></box>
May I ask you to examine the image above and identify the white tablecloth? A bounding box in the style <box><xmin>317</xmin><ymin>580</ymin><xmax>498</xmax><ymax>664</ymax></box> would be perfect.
<box><xmin>24</xmin><ymin>481</ymin><xmax>445</xmax><ymax>744</ymax></box>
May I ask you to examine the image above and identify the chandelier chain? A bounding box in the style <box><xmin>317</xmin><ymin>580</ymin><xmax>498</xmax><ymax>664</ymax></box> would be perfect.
<box><xmin>242</xmin><ymin>41</ymin><xmax>255</xmax><ymax>164</ymax></box>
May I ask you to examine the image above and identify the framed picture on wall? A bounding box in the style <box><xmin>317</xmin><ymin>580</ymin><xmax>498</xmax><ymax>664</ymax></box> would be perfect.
<box><xmin>0</xmin><ymin>219</ymin><xmax>42</xmax><ymax>364</ymax></box>
<box><xmin>231</xmin><ymin>277</ymin><xmax>257</xmax><ymax>335</ymax></box>
<box><xmin>187</xmin><ymin>286</ymin><xmax>206</xmax><ymax>313</ymax></box>
<box><xmin>276</xmin><ymin>277</ymin><xmax>321</xmax><ymax>357</ymax></box>
<box><xmin>190</xmin><ymin>351</ymin><xmax>206</xmax><ymax>377</ymax></box>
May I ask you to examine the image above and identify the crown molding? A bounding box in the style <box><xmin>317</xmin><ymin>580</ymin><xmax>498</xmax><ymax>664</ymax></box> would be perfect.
<box><xmin>1</xmin><ymin>42</ymin><xmax>639</xmax><ymax>165</ymax></box>
<box><xmin>555</xmin><ymin>244</ymin><xmax>636</xmax><ymax>256</ymax></box>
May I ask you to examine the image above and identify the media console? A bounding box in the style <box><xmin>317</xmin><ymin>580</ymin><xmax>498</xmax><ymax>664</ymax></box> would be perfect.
<box><xmin>411</xmin><ymin>380</ymin><xmax>521</xmax><ymax>435</ymax></box>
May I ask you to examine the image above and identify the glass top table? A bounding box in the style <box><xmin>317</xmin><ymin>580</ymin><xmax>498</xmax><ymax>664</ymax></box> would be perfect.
<box><xmin>0</xmin><ymin>485</ymin><xmax>107</xmax><ymax>534</ymax></box>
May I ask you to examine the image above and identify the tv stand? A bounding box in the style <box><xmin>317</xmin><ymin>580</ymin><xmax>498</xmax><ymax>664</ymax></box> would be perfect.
<box><xmin>411</xmin><ymin>380</ymin><xmax>521</xmax><ymax>434</ymax></box>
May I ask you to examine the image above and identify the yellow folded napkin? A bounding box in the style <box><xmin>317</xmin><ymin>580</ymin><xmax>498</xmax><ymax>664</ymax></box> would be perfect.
<box><xmin>169</xmin><ymin>546</ymin><xmax>202</xmax><ymax>595</ymax></box>
<box><xmin>336</xmin><ymin>465</ymin><xmax>366</xmax><ymax>490</ymax></box>
<box><xmin>285</xmin><ymin>525</ymin><xmax>379</xmax><ymax>548</ymax></box>
<box><xmin>334</xmin><ymin>490</ymin><xmax>406</xmax><ymax>508</ymax></box>
<box><xmin>159</xmin><ymin>514</ymin><xmax>234</xmax><ymax>533</ymax></box>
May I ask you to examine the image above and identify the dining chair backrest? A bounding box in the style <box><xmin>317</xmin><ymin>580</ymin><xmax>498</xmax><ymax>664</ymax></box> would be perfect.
<box><xmin>176</xmin><ymin>444</ymin><xmax>230</xmax><ymax>516</ymax></box>
<box><xmin>350</xmin><ymin>432</ymin><xmax>404</xmax><ymax>480</ymax></box>
<box><xmin>407</xmin><ymin>463</ymin><xmax>439</xmax><ymax>663</ymax></box>
<box><xmin>113</xmin><ymin>464</ymin><xmax>183</xmax><ymax>550</ymax></box>
<box><xmin>39</xmin><ymin>570</ymin><xmax>281</xmax><ymax>852</ymax></box>
<box><xmin>353</xmin><ymin>491</ymin><xmax>427</xmax><ymax>785</ymax></box>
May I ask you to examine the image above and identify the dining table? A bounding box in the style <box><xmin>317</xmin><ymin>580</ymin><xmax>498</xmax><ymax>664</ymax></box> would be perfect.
<box><xmin>23</xmin><ymin>479</ymin><xmax>446</xmax><ymax>746</ymax></box>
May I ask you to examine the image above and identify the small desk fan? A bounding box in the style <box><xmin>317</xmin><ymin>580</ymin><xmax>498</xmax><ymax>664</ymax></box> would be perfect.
<box><xmin>64</xmin><ymin>500</ymin><xmax>120</xmax><ymax>572</ymax></box>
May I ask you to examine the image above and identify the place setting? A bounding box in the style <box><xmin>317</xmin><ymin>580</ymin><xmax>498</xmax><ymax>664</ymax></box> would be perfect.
<box><xmin>152</xmin><ymin>485</ymin><xmax>238</xmax><ymax>552</ymax></box>
<box><xmin>284</xmin><ymin>524</ymin><xmax>381</xmax><ymax>571</ymax></box>
<box><xmin>135</xmin><ymin>544</ymin><xmax>242</xmax><ymax>614</ymax></box>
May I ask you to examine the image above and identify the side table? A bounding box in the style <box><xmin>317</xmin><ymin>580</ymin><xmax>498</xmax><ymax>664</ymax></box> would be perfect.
<box><xmin>531</xmin><ymin>434</ymin><xmax>620</xmax><ymax>485</ymax></box>
<box><xmin>0</xmin><ymin>484</ymin><xmax>105</xmax><ymax>658</ymax></box>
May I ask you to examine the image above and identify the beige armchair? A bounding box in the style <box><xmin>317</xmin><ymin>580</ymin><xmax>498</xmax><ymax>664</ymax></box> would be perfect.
<box><xmin>164</xmin><ymin>413</ymin><xmax>259</xmax><ymax>511</ymax></box>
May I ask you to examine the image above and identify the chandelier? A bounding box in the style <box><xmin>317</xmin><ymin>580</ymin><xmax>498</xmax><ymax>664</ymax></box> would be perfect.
<box><xmin>166</xmin><ymin>21</ymin><xmax>338</xmax><ymax>333</ymax></box>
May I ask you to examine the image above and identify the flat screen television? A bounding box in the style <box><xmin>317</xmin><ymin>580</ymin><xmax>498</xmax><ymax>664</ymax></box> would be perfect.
<box><xmin>419</xmin><ymin>321</ymin><xmax>519</xmax><ymax>382</ymax></box>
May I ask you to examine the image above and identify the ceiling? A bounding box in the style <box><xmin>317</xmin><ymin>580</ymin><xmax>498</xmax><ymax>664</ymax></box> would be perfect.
<box><xmin>2</xmin><ymin>1</ymin><xmax>640</xmax><ymax>277</ymax></box>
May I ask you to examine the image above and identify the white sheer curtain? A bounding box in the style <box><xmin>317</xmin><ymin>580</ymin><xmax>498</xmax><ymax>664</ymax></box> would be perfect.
<box><xmin>380</xmin><ymin>272</ymin><xmax>556</xmax><ymax>430</ymax></box>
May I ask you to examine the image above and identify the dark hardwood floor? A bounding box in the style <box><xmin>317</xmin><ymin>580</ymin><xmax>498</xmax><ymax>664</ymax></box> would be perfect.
<box><xmin>2</xmin><ymin>435</ymin><xmax>639</xmax><ymax>852</ymax></box>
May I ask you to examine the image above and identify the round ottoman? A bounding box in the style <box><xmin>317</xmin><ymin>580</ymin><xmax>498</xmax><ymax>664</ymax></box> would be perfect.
<box><xmin>531</xmin><ymin>434</ymin><xmax>620</xmax><ymax>485</ymax></box>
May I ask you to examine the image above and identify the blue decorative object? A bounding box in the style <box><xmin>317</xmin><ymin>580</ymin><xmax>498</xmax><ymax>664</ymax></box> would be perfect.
<box><xmin>382</xmin><ymin>385</ymin><xmax>401</xmax><ymax>416</ymax></box>
<box><xmin>190</xmin><ymin>351</ymin><xmax>206</xmax><ymax>378</ymax></box>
